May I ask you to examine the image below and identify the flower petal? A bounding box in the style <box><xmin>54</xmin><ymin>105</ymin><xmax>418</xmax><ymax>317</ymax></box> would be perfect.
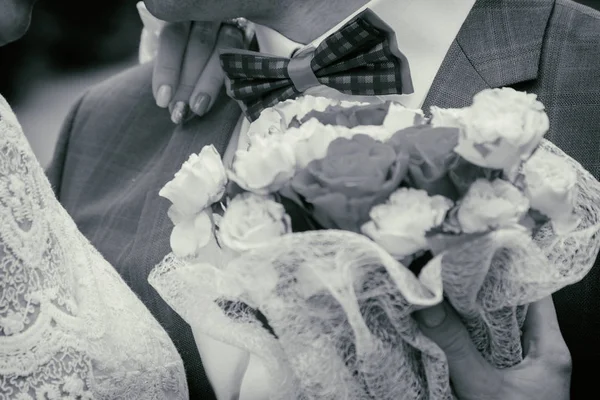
<box><xmin>170</xmin><ymin>211</ymin><xmax>213</xmax><ymax>258</ymax></box>
<box><xmin>362</xmin><ymin>221</ymin><xmax>427</xmax><ymax>258</ymax></box>
<box><xmin>218</xmin><ymin>193</ymin><xmax>291</xmax><ymax>252</ymax></box>
<box><xmin>229</xmin><ymin>141</ymin><xmax>296</xmax><ymax>194</ymax></box>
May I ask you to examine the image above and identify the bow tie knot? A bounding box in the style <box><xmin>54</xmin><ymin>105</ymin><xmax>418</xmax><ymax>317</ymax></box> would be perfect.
<box><xmin>287</xmin><ymin>48</ymin><xmax>321</xmax><ymax>93</ymax></box>
<box><xmin>220</xmin><ymin>10</ymin><xmax>414</xmax><ymax>121</ymax></box>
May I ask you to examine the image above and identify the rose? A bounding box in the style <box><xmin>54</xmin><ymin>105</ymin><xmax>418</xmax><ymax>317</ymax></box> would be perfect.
<box><xmin>159</xmin><ymin>145</ymin><xmax>227</xmax><ymax>218</ymax></box>
<box><xmin>361</xmin><ymin>188</ymin><xmax>453</xmax><ymax>259</ymax></box>
<box><xmin>218</xmin><ymin>193</ymin><xmax>292</xmax><ymax>252</ymax></box>
<box><xmin>382</xmin><ymin>102</ymin><xmax>426</xmax><ymax>134</ymax></box>
<box><xmin>298</xmin><ymin>101</ymin><xmax>423</xmax><ymax>130</ymax></box>
<box><xmin>227</xmin><ymin>135</ymin><xmax>296</xmax><ymax>194</ymax></box>
<box><xmin>246</xmin><ymin>107</ymin><xmax>289</xmax><ymax>141</ymax></box>
<box><xmin>522</xmin><ymin>149</ymin><xmax>580</xmax><ymax>234</ymax></box>
<box><xmin>297</xmin><ymin>101</ymin><xmax>424</xmax><ymax>143</ymax></box>
<box><xmin>168</xmin><ymin>210</ymin><xmax>214</xmax><ymax>258</ymax></box>
<box><xmin>457</xmin><ymin>178</ymin><xmax>530</xmax><ymax>233</ymax></box>
<box><xmin>283</xmin><ymin>119</ymin><xmax>351</xmax><ymax>169</ymax></box>
<box><xmin>247</xmin><ymin>96</ymin><xmax>349</xmax><ymax>138</ymax></box>
<box><xmin>291</xmin><ymin>134</ymin><xmax>410</xmax><ymax>232</ymax></box>
<box><xmin>431</xmin><ymin>88</ymin><xmax>549</xmax><ymax>177</ymax></box>
<box><xmin>158</xmin><ymin>145</ymin><xmax>227</xmax><ymax>258</ymax></box>
<box><xmin>299</xmin><ymin>102</ymin><xmax>393</xmax><ymax>128</ymax></box>
<box><xmin>388</xmin><ymin>126</ymin><xmax>460</xmax><ymax>198</ymax></box>
<box><xmin>276</xmin><ymin>95</ymin><xmax>349</xmax><ymax>125</ymax></box>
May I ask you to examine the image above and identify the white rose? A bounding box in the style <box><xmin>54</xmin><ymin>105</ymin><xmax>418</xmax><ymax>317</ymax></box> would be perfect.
<box><xmin>169</xmin><ymin>210</ymin><xmax>214</xmax><ymax>258</ymax></box>
<box><xmin>248</xmin><ymin>96</ymin><xmax>342</xmax><ymax>138</ymax></box>
<box><xmin>382</xmin><ymin>102</ymin><xmax>426</xmax><ymax>135</ymax></box>
<box><xmin>361</xmin><ymin>188</ymin><xmax>453</xmax><ymax>259</ymax></box>
<box><xmin>228</xmin><ymin>135</ymin><xmax>296</xmax><ymax>194</ymax></box>
<box><xmin>430</xmin><ymin>106</ymin><xmax>464</xmax><ymax>129</ymax></box>
<box><xmin>522</xmin><ymin>149</ymin><xmax>580</xmax><ymax>234</ymax></box>
<box><xmin>277</xmin><ymin>95</ymin><xmax>344</xmax><ymax>122</ymax></box>
<box><xmin>433</xmin><ymin>88</ymin><xmax>549</xmax><ymax>176</ymax></box>
<box><xmin>347</xmin><ymin>125</ymin><xmax>392</xmax><ymax>142</ymax></box>
<box><xmin>159</xmin><ymin>145</ymin><xmax>227</xmax><ymax>218</ymax></box>
<box><xmin>457</xmin><ymin>179</ymin><xmax>530</xmax><ymax>233</ymax></box>
<box><xmin>283</xmin><ymin>118</ymin><xmax>351</xmax><ymax>169</ymax></box>
<box><xmin>218</xmin><ymin>193</ymin><xmax>292</xmax><ymax>252</ymax></box>
<box><xmin>247</xmin><ymin>107</ymin><xmax>288</xmax><ymax>140</ymax></box>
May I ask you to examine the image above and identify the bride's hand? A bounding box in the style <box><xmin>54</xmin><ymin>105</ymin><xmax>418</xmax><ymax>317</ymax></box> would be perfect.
<box><xmin>415</xmin><ymin>296</ymin><xmax>572</xmax><ymax>400</ymax></box>
<box><xmin>138</xmin><ymin>3</ymin><xmax>250</xmax><ymax>123</ymax></box>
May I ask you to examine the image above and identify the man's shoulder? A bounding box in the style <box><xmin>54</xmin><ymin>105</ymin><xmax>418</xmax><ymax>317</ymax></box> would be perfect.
<box><xmin>79</xmin><ymin>62</ymin><xmax>155</xmax><ymax>115</ymax></box>
<box><xmin>540</xmin><ymin>0</ymin><xmax>600</xmax><ymax>78</ymax></box>
<box><xmin>65</xmin><ymin>62</ymin><xmax>172</xmax><ymax>146</ymax></box>
<box><xmin>532</xmin><ymin>0</ymin><xmax>600</xmax><ymax>178</ymax></box>
<box><xmin>542</xmin><ymin>0</ymin><xmax>600</xmax><ymax>76</ymax></box>
<box><xmin>556</xmin><ymin>0</ymin><xmax>600</xmax><ymax>19</ymax></box>
<box><xmin>552</xmin><ymin>0</ymin><xmax>600</xmax><ymax>32</ymax></box>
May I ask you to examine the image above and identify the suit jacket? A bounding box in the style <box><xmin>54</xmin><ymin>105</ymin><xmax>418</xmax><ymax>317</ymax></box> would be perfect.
<box><xmin>47</xmin><ymin>0</ymin><xmax>600</xmax><ymax>398</ymax></box>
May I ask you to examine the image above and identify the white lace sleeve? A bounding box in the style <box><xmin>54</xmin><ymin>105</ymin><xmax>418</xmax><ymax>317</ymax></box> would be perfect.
<box><xmin>0</xmin><ymin>95</ymin><xmax>188</xmax><ymax>399</ymax></box>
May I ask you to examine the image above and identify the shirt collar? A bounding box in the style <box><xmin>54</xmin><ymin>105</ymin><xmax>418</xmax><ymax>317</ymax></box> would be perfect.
<box><xmin>252</xmin><ymin>0</ymin><xmax>476</xmax><ymax>109</ymax></box>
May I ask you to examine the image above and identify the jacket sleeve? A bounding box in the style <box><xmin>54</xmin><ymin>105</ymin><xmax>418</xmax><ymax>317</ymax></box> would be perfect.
<box><xmin>45</xmin><ymin>94</ymin><xmax>86</xmax><ymax>199</ymax></box>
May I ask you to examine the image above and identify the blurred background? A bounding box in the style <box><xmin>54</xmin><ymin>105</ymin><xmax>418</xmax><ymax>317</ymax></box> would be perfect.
<box><xmin>1</xmin><ymin>0</ymin><xmax>142</xmax><ymax>167</ymax></box>
<box><xmin>1</xmin><ymin>0</ymin><xmax>599</xmax><ymax>168</ymax></box>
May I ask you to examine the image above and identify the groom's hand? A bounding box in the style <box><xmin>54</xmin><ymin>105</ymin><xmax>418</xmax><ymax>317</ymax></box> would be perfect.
<box><xmin>415</xmin><ymin>297</ymin><xmax>571</xmax><ymax>400</ymax></box>
<box><xmin>152</xmin><ymin>21</ymin><xmax>247</xmax><ymax>123</ymax></box>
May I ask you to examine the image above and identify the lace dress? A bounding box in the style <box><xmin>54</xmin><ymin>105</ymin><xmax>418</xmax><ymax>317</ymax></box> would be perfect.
<box><xmin>0</xmin><ymin>94</ymin><xmax>188</xmax><ymax>399</ymax></box>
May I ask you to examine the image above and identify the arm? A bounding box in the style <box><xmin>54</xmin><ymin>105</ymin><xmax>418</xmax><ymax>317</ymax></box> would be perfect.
<box><xmin>1</xmin><ymin>88</ymin><xmax>187</xmax><ymax>399</ymax></box>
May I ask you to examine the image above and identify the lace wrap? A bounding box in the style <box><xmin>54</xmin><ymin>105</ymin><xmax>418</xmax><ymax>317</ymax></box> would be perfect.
<box><xmin>150</xmin><ymin>139</ymin><xmax>600</xmax><ymax>399</ymax></box>
<box><xmin>0</xmin><ymin>95</ymin><xmax>188</xmax><ymax>399</ymax></box>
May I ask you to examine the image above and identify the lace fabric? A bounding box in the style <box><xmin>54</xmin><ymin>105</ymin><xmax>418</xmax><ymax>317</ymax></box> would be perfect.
<box><xmin>150</xmin><ymin>139</ymin><xmax>600</xmax><ymax>399</ymax></box>
<box><xmin>0</xmin><ymin>95</ymin><xmax>188</xmax><ymax>399</ymax></box>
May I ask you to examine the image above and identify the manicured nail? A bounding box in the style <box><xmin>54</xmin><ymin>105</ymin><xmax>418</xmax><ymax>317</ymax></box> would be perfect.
<box><xmin>171</xmin><ymin>101</ymin><xmax>188</xmax><ymax>124</ymax></box>
<box><xmin>416</xmin><ymin>304</ymin><xmax>447</xmax><ymax>328</ymax></box>
<box><xmin>191</xmin><ymin>94</ymin><xmax>211</xmax><ymax>116</ymax></box>
<box><xmin>156</xmin><ymin>85</ymin><xmax>172</xmax><ymax>108</ymax></box>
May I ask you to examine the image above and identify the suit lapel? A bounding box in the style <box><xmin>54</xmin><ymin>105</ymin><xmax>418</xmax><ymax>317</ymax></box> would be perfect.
<box><xmin>423</xmin><ymin>0</ymin><xmax>555</xmax><ymax>111</ymax></box>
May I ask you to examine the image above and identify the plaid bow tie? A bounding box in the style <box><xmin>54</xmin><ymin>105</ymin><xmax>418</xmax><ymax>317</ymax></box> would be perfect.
<box><xmin>220</xmin><ymin>10</ymin><xmax>414</xmax><ymax>121</ymax></box>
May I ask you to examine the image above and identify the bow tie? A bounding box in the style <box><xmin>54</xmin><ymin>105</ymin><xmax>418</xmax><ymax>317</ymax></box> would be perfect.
<box><xmin>219</xmin><ymin>10</ymin><xmax>414</xmax><ymax>121</ymax></box>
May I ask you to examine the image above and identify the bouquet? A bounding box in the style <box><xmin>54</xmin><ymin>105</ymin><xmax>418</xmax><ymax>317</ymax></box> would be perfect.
<box><xmin>149</xmin><ymin>88</ymin><xmax>600</xmax><ymax>399</ymax></box>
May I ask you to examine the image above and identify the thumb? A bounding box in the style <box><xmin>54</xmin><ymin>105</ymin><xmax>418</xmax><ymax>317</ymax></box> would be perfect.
<box><xmin>521</xmin><ymin>296</ymin><xmax>570</xmax><ymax>363</ymax></box>
<box><xmin>415</xmin><ymin>302</ymin><xmax>497</xmax><ymax>390</ymax></box>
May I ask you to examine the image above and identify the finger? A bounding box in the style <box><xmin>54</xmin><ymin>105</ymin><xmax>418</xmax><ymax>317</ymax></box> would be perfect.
<box><xmin>152</xmin><ymin>21</ymin><xmax>192</xmax><ymax>108</ymax></box>
<box><xmin>169</xmin><ymin>21</ymin><xmax>220</xmax><ymax>123</ymax></box>
<box><xmin>192</xmin><ymin>329</ymin><xmax>250</xmax><ymax>400</ymax></box>
<box><xmin>137</xmin><ymin>2</ymin><xmax>165</xmax><ymax>35</ymax></box>
<box><xmin>521</xmin><ymin>296</ymin><xmax>570</xmax><ymax>362</ymax></box>
<box><xmin>415</xmin><ymin>302</ymin><xmax>498</xmax><ymax>389</ymax></box>
<box><xmin>188</xmin><ymin>23</ymin><xmax>246</xmax><ymax>117</ymax></box>
<box><xmin>137</xmin><ymin>2</ymin><xmax>166</xmax><ymax>64</ymax></box>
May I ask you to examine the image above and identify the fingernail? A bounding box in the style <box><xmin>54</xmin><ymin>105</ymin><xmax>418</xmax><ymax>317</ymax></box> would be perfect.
<box><xmin>191</xmin><ymin>94</ymin><xmax>211</xmax><ymax>116</ymax></box>
<box><xmin>416</xmin><ymin>304</ymin><xmax>447</xmax><ymax>328</ymax></box>
<box><xmin>156</xmin><ymin>85</ymin><xmax>172</xmax><ymax>108</ymax></box>
<box><xmin>171</xmin><ymin>101</ymin><xmax>188</xmax><ymax>124</ymax></box>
